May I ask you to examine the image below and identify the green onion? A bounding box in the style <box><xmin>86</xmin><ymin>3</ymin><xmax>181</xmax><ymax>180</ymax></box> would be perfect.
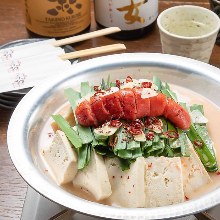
<box><xmin>153</xmin><ymin>76</ymin><xmax>162</xmax><ymax>91</ymax></box>
<box><xmin>186</xmin><ymin>124</ymin><xmax>218</xmax><ymax>172</ymax></box>
<box><xmin>64</xmin><ymin>88</ymin><xmax>81</xmax><ymax>111</ymax></box>
<box><xmin>119</xmin><ymin>158</ymin><xmax>132</xmax><ymax>171</ymax></box>
<box><xmin>76</xmin><ymin>124</ymin><xmax>93</xmax><ymax>144</ymax></box>
<box><xmin>81</xmin><ymin>82</ymin><xmax>91</xmax><ymax>97</ymax></box>
<box><xmin>77</xmin><ymin>144</ymin><xmax>89</xmax><ymax>169</ymax></box>
<box><xmin>52</xmin><ymin>114</ymin><xmax>82</xmax><ymax>148</ymax></box>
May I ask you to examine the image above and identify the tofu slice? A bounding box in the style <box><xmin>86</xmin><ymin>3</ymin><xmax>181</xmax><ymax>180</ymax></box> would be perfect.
<box><xmin>42</xmin><ymin>130</ymin><xmax>78</xmax><ymax>185</ymax></box>
<box><xmin>73</xmin><ymin>150</ymin><xmax>112</xmax><ymax>201</ymax></box>
<box><xmin>105</xmin><ymin>157</ymin><xmax>145</xmax><ymax>208</ymax></box>
<box><xmin>51</xmin><ymin>104</ymin><xmax>75</xmax><ymax>132</ymax></box>
<box><xmin>181</xmin><ymin>146</ymin><xmax>212</xmax><ymax>198</ymax></box>
<box><xmin>145</xmin><ymin>156</ymin><xmax>184</xmax><ymax>207</ymax></box>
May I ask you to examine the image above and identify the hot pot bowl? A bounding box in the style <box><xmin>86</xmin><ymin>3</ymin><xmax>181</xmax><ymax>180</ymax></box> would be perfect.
<box><xmin>7</xmin><ymin>53</ymin><xmax>220</xmax><ymax>219</ymax></box>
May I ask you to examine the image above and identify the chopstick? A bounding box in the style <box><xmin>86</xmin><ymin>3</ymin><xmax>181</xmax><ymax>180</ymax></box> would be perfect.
<box><xmin>53</xmin><ymin>27</ymin><xmax>121</xmax><ymax>47</ymax></box>
<box><xmin>59</xmin><ymin>44</ymin><xmax>126</xmax><ymax>60</ymax></box>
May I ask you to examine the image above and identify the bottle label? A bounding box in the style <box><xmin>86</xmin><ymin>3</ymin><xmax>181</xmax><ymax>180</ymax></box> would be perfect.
<box><xmin>94</xmin><ymin>0</ymin><xmax>158</xmax><ymax>30</ymax></box>
<box><xmin>24</xmin><ymin>0</ymin><xmax>91</xmax><ymax>37</ymax></box>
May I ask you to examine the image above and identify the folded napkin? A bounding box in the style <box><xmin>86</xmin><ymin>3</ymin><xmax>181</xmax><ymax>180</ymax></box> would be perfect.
<box><xmin>0</xmin><ymin>39</ymin><xmax>72</xmax><ymax>93</ymax></box>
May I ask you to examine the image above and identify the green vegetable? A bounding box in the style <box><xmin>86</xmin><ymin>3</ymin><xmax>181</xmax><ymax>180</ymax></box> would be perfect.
<box><xmin>94</xmin><ymin>145</ymin><xmax>115</xmax><ymax>157</ymax></box>
<box><xmin>64</xmin><ymin>88</ymin><xmax>81</xmax><ymax>111</ymax></box>
<box><xmin>132</xmin><ymin>148</ymin><xmax>143</xmax><ymax>159</ymax></box>
<box><xmin>117</xmin><ymin>149</ymin><xmax>133</xmax><ymax>159</ymax></box>
<box><xmin>77</xmin><ymin>144</ymin><xmax>91</xmax><ymax>170</ymax></box>
<box><xmin>177</xmin><ymin>128</ymin><xmax>190</xmax><ymax>157</ymax></box>
<box><xmin>161</xmin><ymin>89</ymin><xmax>177</xmax><ymax>101</ymax></box>
<box><xmin>76</xmin><ymin>124</ymin><xmax>93</xmax><ymax>144</ymax></box>
<box><xmin>153</xmin><ymin>76</ymin><xmax>162</xmax><ymax>91</ymax></box>
<box><xmin>118</xmin><ymin>158</ymin><xmax>132</xmax><ymax>171</ymax></box>
<box><xmin>80</xmin><ymin>82</ymin><xmax>91</xmax><ymax>97</ymax></box>
<box><xmin>127</xmin><ymin>140</ymin><xmax>140</xmax><ymax>150</ymax></box>
<box><xmin>114</xmin><ymin>128</ymin><xmax>127</xmax><ymax>152</ymax></box>
<box><xmin>187</xmin><ymin>124</ymin><xmax>218</xmax><ymax>172</ymax></box>
<box><xmin>190</xmin><ymin>104</ymin><xmax>204</xmax><ymax>115</ymax></box>
<box><xmin>93</xmin><ymin>122</ymin><xmax>121</xmax><ymax>140</ymax></box>
<box><xmin>65</xmin><ymin>87</ymin><xmax>93</xmax><ymax>145</ymax></box>
<box><xmin>52</xmin><ymin>114</ymin><xmax>82</xmax><ymax>148</ymax></box>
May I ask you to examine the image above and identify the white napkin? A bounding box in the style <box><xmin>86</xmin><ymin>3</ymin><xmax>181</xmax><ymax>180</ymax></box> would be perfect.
<box><xmin>0</xmin><ymin>39</ymin><xmax>73</xmax><ymax>93</ymax></box>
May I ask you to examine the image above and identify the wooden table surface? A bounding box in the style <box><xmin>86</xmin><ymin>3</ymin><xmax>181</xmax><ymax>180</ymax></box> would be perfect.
<box><xmin>0</xmin><ymin>0</ymin><xmax>219</xmax><ymax>219</ymax></box>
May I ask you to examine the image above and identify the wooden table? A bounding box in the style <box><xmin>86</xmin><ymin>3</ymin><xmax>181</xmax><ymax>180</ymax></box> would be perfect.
<box><xmin>0</xmin><ymin>0</ymin><xmax>219</xmax><ymax>219</ymax></box>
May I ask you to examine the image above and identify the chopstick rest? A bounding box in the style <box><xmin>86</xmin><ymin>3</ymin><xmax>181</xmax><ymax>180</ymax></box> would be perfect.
<box><xmin>59</xmin><ymin>44</ymin><xmax>126</xmax><ymax>60</ymax></box>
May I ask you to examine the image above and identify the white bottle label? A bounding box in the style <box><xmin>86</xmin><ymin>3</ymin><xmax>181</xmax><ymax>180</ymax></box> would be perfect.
<box><xmin>94</xmin><ymin>0</ymin><xmax>158</xmax><ymax>30</ymax></box>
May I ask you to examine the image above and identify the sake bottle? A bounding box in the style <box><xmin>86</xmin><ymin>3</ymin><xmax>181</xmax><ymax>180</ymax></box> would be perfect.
<box><xmin>24</xmin><ymin>0</ymin><xmax>91</xmax><ymax>38</ymax></box>
<box><xmin>94</xmin><ymin>0</ymin><xmax>158</xmax><ymax>39</ymax></box>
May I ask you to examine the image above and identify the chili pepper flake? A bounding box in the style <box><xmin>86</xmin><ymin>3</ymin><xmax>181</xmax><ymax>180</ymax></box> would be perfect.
<box><xmin>142</xmin><ymin>81</ymin><xmax>152</xmax><ymax>88</ymax></box>
<box><xmin>109</xmin><ymin>119</ymin><xmax>122</xmax><ymax>128</ymax></box>
<box><xmin>194</xmin><ymin>139</ymin><xmax>203</xmax><ymax>148</ymax></box>
<box><xmin>116</xmin><ymin>80</ymin><xmax>121</xmax><ymax>88</ymax></box>
<box><xmin>216</xmin><ymin>171</ymin><xmax>220</xmax><ymax>175</ymax></box>
<box><xmin>148</xmin><ymin>162</ymin><xmax>153</xmax><ymax>168</ymax></box>
<box><xmin>146</xmin><ymin>132</ymin><xmax>154</xmax><ymax>141</ymax></box>
<box><xmin>126</xmin><ymin>75</ymin><xmax>133</xmax><ymax>83</ymax></box>
<box><xmin>48</xmin><ymin>132</ymin><xmax>54</xmax><ymax>138</ymax></box>
<box><xmin>93</xmin><ymin>86</ymin><xmax>100</xmax><ymax>91</ymax></box>
<box><xmin>163</xmin><ymin>130</ymin><xmax>179</xmax><ymax>139</ymax></box>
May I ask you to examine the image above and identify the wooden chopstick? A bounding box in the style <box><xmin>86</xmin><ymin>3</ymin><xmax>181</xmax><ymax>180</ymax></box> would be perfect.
<box><xmin>59</xmin><ymin>44</ymin><xmax>126</xmax><ymax>60</ymax></box>
<box><xmin>53</xmin><ymin>27</ymin><xmax>121</xmax><ymax>47</ymax></box>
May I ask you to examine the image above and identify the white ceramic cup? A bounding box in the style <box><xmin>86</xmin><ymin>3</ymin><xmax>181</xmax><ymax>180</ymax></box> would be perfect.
<box><xmin>157</xmin><ymin>5</ymin><xmax>220</xmax><ymax>63</ymax></box>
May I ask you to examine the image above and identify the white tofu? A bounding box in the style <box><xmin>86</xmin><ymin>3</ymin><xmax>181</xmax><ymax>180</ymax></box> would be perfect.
<box><xmin>105</xmin><ymin>157</ymin><xmax>145</xmax><ymax>208</ymax></box>
<box><xmin>42</xmin><ymin>130</ymin><xmax>78</xmax><ymax>185</ymax></box>
<box><xmin>73</xmin><ymin>150</ymin><xmax>112</xmax><ymax>201</ymax></box>
<box><xmin>145</xmin><ymin>156</ymin><xmax>184</xmax><ymax>207</ymax></box>
<box><xmin>181</xmin><ymin>146</ymin><xmax>212</xmax><ymax>197</ymax></box>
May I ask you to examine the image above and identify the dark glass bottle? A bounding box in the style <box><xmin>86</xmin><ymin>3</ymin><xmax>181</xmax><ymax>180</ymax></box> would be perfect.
<box><xmin>209</xmin><ymin>0</ymin><xmax>220</xmax><ymax>44</ymax></box>
<box><xmin>23</xmin><ymin>0</ymin><xmax>91</xmax><ymax>38</ymax></box>
<box><xmin>94</xmin><ymin>0</ymin><xmax>158</xmax><ymax>40</ymax></box>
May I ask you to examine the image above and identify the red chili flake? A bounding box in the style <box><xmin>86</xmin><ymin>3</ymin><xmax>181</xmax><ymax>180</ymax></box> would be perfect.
<box><xmin>127</xmin><ymin>126</ymin><xmax>142</xmax><ymax>135</ymax></box>
<box><xmin>145</xmin><ymin>117</ymin><xmax>161</xmax><ymax>127</ymax></box>
<box><xmin>93</xmin><ymin>86</ymin><xmax>100</xmax><ymax>91</ymax></box>
<box><xmin>94</xmin><ymin>91</ymin><xmax>105</xmax><ymax>96</ymax></box>
<box><xmin>216</xmin><ymin>171</ymin><xmax>220</xmax><ymax>175</ymax></box>
<box><xmin>127</xmin><ymin>176</ymin><xmax>130</xmax><ymax>179</ymax></box>
<box><xmin>132</xmin><ymin>119</ymin><xmax>144</xmax><ymax>129</ymax></box>
<box><xmin>48</xmin><ymin>132</ymin><xmax>54</xmax><ymax>138</ymax></box>
<box><xmin>146</xmin><ymin>132</ymin><xmax>154</xmax><ymax>141</ymax></box>
<box><xmin>109</xmin><ymin>119</ymin><xmax>122</xmax><ymax>128</ymax></box>
<box><xmin>126</xmin><ymin>119</ymin><xmax>144</xmax><ymax>135</ymax></box>
<box><xmin>109</xmin><ymin>135</ymin><xmax>118</xmax><ymax>148</ymax></box>
<box><xmin>128</xmin><ymin>191</ymin><xmax>131</xmax><ymax>194</ymax></box>
<box><xmin>107</xmin><ymin>88</ymin><xmax>113</xmax><ymax>92</ymax></box>
<box><xmin>194</xmin><ymin>139</ymin><xmax>203</xmax><ymax>148</ymax></box>
<box><xmin>148</xmin><ymin>163</ymin><xmax>152</xmax><ymax>168</ymax></box>
<box><xmin>126</xmin><ymin>75</ymin><xmax>133</xmax><ymax>83</ymax></box>
<box><xmin>116</xmin><ymin>80</ymin><xmax>121</xmax><ymax>88</ymax></box>
<box><xmin>142</xmin><ymin>81</ymin><xmax>152</xmax><ymax>88</ymax></box>
<box><xmin>163</xmin><ymin>130</ymin><xmax>179</xmax><ymax>139</ymax></box>
<box><xmin>185</xmin><ymin>196</ymin><xmax>189</xmax><ymax>200</ymax></box>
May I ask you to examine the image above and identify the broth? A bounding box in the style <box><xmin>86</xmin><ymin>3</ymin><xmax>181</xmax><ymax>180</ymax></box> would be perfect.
<box><xmin>39</xmin><ymin>84</ymin><xmax>220</xmax><ymax>205</ymax></box>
